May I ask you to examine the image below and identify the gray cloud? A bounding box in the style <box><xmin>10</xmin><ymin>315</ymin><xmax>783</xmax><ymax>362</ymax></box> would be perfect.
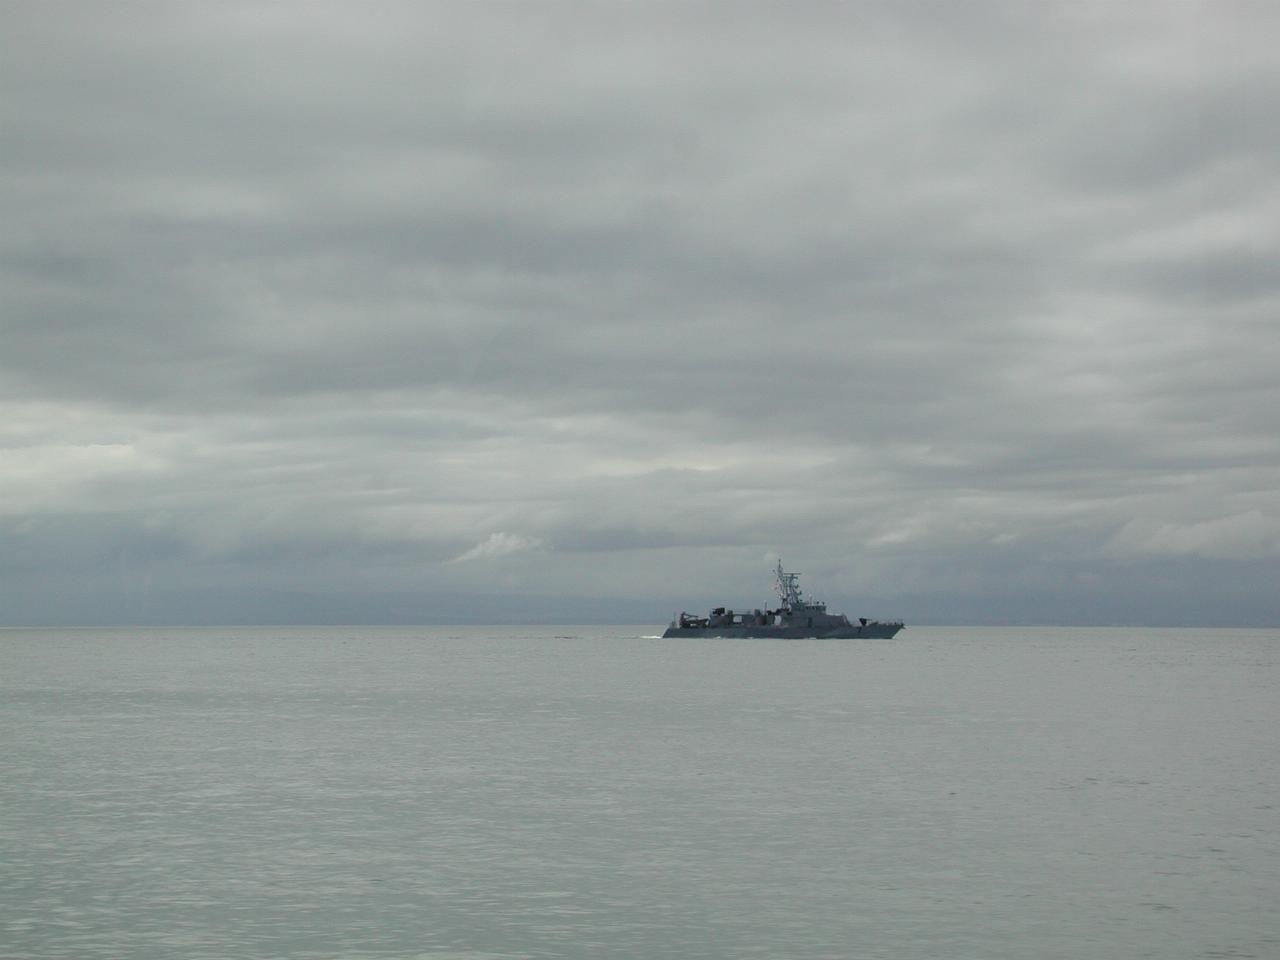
<box><xmin>3</xmin><ymin>1</ymin><xmax>1278</xmax><ymax>625</ymax></box>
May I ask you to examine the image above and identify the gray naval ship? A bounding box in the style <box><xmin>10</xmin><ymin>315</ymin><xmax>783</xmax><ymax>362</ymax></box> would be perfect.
<box><xmin>663</xmin><ymin>561</ymin><xmax>904</xmax><ymax>639</ymax></box>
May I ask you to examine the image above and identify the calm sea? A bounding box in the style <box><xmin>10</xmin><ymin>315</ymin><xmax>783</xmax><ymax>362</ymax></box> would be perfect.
<box><xmin>2</xmin><ymin>625</ymin><xmax>1277</xmax><ymax>959</ymax></box>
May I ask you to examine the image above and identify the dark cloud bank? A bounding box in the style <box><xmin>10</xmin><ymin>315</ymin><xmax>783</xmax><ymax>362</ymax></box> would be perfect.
<box><xmin>3</xmin><ymin>2</ymin><xmax>1278</xmax><ymax>625</ymax></box>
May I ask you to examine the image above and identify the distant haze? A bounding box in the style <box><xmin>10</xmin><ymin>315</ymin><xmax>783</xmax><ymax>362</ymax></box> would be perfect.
<box><xmin>3</xmin><ymin>3</ymin><xmax>1278</xmax><ymax>626</ymax></box>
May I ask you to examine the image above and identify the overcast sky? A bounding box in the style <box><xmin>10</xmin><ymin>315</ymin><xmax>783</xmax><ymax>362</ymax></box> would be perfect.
<box><xmin>3</xmin><ymin>2</ymin><xmax>1278</xmax><ymax>626</ymax></box>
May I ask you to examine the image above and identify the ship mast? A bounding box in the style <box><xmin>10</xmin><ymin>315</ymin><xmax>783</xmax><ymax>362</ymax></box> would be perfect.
<box><xmin>775</xmin><ymin>560</ymin><xmax>804</xmax><ymax>610</ymax></box>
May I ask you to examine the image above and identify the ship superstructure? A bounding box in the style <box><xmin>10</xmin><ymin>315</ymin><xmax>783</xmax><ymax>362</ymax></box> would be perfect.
<box><xmin>662</xmin><ymin>561</ymin><xmax>904</xmax><ymax>639</ymax></box>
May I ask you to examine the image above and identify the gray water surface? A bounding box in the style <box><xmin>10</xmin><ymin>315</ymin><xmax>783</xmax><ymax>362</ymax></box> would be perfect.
<box><xmin>3</xmin><ymin>626</ymin><xmax>1277</xmax><ymax>959</ymax></box>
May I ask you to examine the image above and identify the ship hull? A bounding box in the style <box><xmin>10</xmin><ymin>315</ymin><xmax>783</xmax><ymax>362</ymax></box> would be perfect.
<box><xmin>662</xmin><ymin>622</ymin><xmax>903</xmax><ymax>640</ymax></box>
